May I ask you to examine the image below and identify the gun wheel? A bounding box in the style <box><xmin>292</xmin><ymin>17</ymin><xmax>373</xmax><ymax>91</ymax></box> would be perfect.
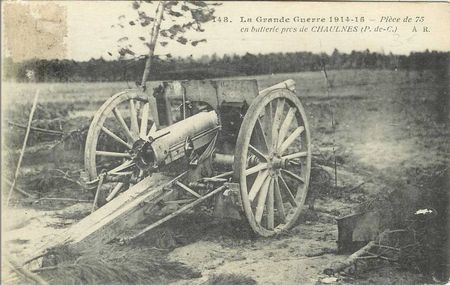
<box><xmin>84</xmin><ymin>90</ymin><xmax>159</xmax><ymax>203</ymax></box>
<box><xmin>234</xmin><ymin>89</ymin><xmax>311</xmax><ymax>237</ymax></box>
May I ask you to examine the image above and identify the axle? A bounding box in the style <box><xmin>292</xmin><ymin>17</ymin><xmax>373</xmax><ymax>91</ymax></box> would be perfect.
<box><xmin>212</xmin><ymin>152</ymin><xmax>300</xmax><ymax>169</ymax></box>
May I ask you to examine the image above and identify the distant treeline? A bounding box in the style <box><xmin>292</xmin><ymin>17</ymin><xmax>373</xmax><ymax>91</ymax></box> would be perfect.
<box><xmin>3</xmin><ymin>49</ymin><xmax>449</xmax><ymax>82</ymax></box>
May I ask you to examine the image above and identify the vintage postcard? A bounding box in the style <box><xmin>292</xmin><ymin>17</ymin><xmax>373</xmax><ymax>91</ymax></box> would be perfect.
<box><xmin>1</xmin><ymin>1</ymin><xmax>449</xmax><ymax>284</ymax></box>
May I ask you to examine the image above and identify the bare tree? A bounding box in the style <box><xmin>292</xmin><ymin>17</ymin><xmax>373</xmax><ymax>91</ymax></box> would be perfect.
<box><xmin>113</xmin><ymin>1</ymin><xmax>219</xmax><ymax>89</ymax></box>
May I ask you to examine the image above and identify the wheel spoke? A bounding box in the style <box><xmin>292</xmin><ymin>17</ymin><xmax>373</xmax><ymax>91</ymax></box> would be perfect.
<box><xmin>249</xmin><ymin>144</ymin><xmax>267</xmax><ymax>162</ymax></box>
<box><xmin>96</xmin><ymin>151</ymin><xmax>131</xmax><ymax>158</ymax></box>
<box><xmin>282</xmin><ymin>151</ymin><xmax>308</xmax><ymax>160</ymax></box>
<box><xmin>255</xmin><ymin>176</ymin><xmax>271</xmax><ymax>224</ymax></box>
<box><xmin>129</xmin><ymin>100</ymin><xmax>139</xmax><ymax>137</ymax></box>
<box><xmin>140</xmin><ymin>103</ymin><xmax>150</xmax><ymax>138</ymax></box>
<box><xmin>278</xmin><ymin>126</ymin><xmax>304</xmax><ymax>154</ymax></box>
<box><xmin>135</xmin><ymin>101</ymin><xmax>140</xmax><ymax>113</ymax></box>
<box><xmin>267</xmin><ymin>179</ymin><xmax>275</xmax><ymax>229</ymax></box>
<box><xmin>249</xmin><ymin>170</ymin><xmax>269</xmax><ymax>202</ymax></box>
<box><xmin>148</xmin><ymin>123</ymin><xmax>157</xmax><ymax>137</ymax></box>
<box><xmin>106</xmin><ymin>182</ymin><xmax>124</xmax><ymax>202</ymax></box>
<box><xmin>262</xmin><ymin>103</ymin><xmax>273</xmax><ymax>150</ymax></box>
<box><xmin>245</xmin><ymin>163</ymin><xmax>268</xmax><ymax>176</ymax></box>
<box><xmin>109</xmin><ymin>171</ymin><xmax>133</xmax><ymax>176</ymax></box>
<box><xmin>274</xmin><ymin>177</ymin><xmax>286</xmax><ymax>223</ymax></box>
<box><xmin>148</xmin><ymin>98</ymin><xmax>159</xmax><ymax>128</ymax></box>
<box><xmin>109</xmin><ymin>160</ymin><xmax>134</xmax><ymax>173</ymax></box>
<box><xmin>255</xmin><ymin>118</ymin><xmax>270</xmax><ymax>152</ymax></box>
<box><xmin>112</xmin><ymin>107</ymin><xmax>134</xmax><ymax>142</ymax></box>
<box><xmin>278</xmin><ymin>174</ymin><xmax>298</xmax><ymax>207</ymax></box>
<box><xmin>271</xmin><ymin>99</ymin><xmax>285</xmax><ymax>150</ymax></box>
<box><xmin>277</xmin><ymin>107</ymin><xmax>296</xmax><ymax>148</ymax></box>
<box><xmin>281</xmin><ymin>169</ymin><xmax>304</xmax><ymax>183</ymax></box>
<box><xmin>101</xmin><ymin>126</ymin><xmax>132</xmax><ymax>149</ymax></box>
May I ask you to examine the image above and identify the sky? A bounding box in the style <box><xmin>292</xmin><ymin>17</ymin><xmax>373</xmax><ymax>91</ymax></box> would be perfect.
<box><xmin>4</xmin><ymin>1</ymin><xmax>450</xmax><ymax>61</ymax></box>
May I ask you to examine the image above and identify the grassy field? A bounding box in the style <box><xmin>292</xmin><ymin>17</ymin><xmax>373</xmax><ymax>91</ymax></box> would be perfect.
<box><xmin>3</xmin><ymin>69</ymin><xmax>447</xmax><ymax>169</ymax></box>
<box><xmin>2</xmin><ymin>69</ymin><xmax>448</xmax><ymax>284</ymax></box>
<box><xmin>2</xmin><ymin>69</ymin><xmax>431</xmax><ymax>101</ymax></box>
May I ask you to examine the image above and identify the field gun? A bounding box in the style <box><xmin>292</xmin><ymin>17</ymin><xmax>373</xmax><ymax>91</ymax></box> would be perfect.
<box><xmin>34</xmin><ymin>78</ymin><xmax>312</xmax><ymax>256</ymax></box>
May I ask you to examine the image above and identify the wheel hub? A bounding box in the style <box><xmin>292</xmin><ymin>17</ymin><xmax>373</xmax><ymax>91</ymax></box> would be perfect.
<box><xmin>268</xmin><ymin>154</ymin><xmax>285</xmax><ymax>170</ymax></box>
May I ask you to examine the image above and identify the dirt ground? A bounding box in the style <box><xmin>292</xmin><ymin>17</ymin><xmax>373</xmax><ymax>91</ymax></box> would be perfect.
<box><xmin>2</xmin><ymin>69</ymin><xmax>448</xmax><ymax>284</ymax></box>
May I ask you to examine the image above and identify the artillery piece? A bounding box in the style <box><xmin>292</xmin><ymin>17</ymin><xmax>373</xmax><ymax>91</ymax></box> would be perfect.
<box><xmin>33</xmin><ymin>78</ymin><xmax>311</xmax><ymax>257</ymax></box>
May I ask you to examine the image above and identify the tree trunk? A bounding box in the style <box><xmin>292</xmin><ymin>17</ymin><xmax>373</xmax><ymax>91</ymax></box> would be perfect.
<box><xmin>140</xmin><ymin>1</ymin><xmax>165</xmax><ymax>89</ymax></box>
<box><xmin>323</xmin><ymin>241</ymin><xmax>376</xmax><ymax>275</ymax></box>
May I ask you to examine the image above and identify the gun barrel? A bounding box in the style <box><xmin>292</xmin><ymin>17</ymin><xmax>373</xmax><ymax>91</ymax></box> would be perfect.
<box><xmin>150</xmin><ymin>111</ymin><xmax>220</xmax><ymax>165</ymax></box>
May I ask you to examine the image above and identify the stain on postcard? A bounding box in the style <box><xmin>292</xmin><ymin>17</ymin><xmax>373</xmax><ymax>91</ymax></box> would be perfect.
<box><xmin>3</xmin><ymin>2</ymin><xmax>67</xmax><ymax>61</ymax></box>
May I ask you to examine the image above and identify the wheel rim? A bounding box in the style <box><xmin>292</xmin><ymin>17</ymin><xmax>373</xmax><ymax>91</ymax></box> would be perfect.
<box><xmin>84</xmin><ymin>89</ymin><xmax>159</xmax><ymax>201</ymax></box>
<box><xmin>234</xmin><ymin>89</ymin><xmax>311</xmax><ymax>236</ymax></box>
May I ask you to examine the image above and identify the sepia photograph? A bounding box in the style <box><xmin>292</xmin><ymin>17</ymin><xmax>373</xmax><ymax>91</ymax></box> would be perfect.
<box><xmin>1</xmin><ymin>1</ymin><xmax>449</xmax><ymax>284</ymax></box>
